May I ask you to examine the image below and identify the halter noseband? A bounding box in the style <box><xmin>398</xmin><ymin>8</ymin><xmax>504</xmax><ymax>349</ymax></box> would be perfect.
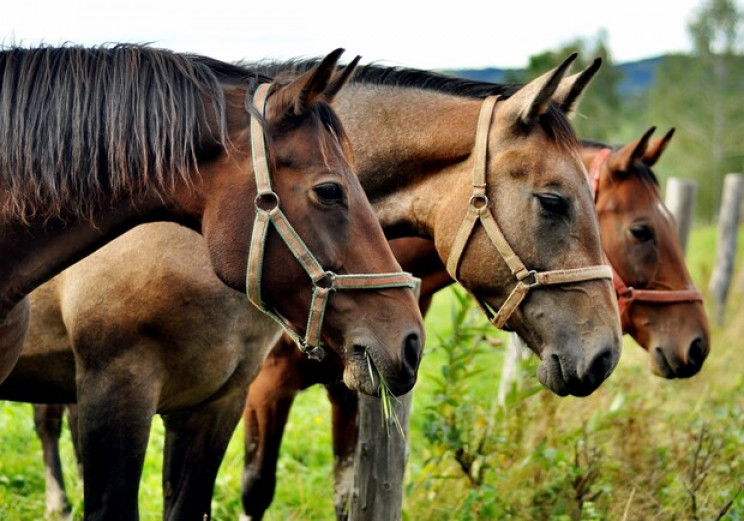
<box><xmin>446</xmin><ymin>95</ymin><xmax>613</xmax><ymax>330</ymax></box>
<box><xmin>589</xmin><ymin>148</ymin><xmax>703</xmax><ymax>327</ymax></box>
<box><xmin>246</xmin><ymin>84</ymin><xmax>420</xmax><ymax>361</ymax></box>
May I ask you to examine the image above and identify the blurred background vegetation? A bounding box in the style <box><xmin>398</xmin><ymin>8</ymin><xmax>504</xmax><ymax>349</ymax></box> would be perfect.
<box><xmin>451</xmin><ymin>0</ymin><xmax>744</xmax><ymax>222</ymax></box>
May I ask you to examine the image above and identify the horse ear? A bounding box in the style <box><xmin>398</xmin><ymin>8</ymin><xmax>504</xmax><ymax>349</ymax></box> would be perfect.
<box><xmin>500</xmin><ymin>53</ymin><xmax>578</xmax><ymax>129</ymax></box>
<box><xmin>607</xmin><ymin>127</ymin><xmax>656</xmax><ymax>174</ymax></box>
<box><xmin>325</xmin><ymin>55</ymin><xmax>361</xmax><ymax>102</ymax></box>
<box><xmin>552</xmin><ymin>57</ymin><xmax>602</xmax><ymax>117</ymax></box>
<box><xmin>642</xmin><ymin>127</ymin><xmax>675</xmax><ymax>167</ymax></box>
<box><xmin>272</xmin><ymin>48</ymin><xmax>345</xmax><ymax>117</ymax></box>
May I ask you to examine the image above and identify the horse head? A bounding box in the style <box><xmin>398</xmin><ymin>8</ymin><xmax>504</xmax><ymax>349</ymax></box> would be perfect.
<box><xmin>590</xmin><ymin>128</ymin><xmax>710</xmax><ymax>378</ymax></box>
<box><xmin>437</xmin><ymin>55</ymin><xmax>622</xmax><ymax>397</ymax></box>
<box><xmin>199</xmin><ymin>50</ymin><xmax>424</xmax><ymax>396</ymax></box>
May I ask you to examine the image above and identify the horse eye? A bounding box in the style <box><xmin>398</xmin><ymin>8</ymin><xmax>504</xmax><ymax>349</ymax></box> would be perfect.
<box><xmin>630</xmin><ymin>224</ymin><xmax>654</xmax><ymax>242</ymax></box>
<box><xmin>535</xmin><ymin>193</ymin><xmax>569</xmax><ymax>217</ymax></box>
<box><xmin>313</xmin><ymin>182</ymin><xmax>344</xmax><ymax>204</ymax></box>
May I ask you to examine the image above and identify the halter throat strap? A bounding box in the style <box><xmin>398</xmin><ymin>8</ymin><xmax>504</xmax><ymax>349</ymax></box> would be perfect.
<box><xmin>445</xmin><ymin>95</ymin><xmax>612</xmax><ymax>329</ymax></box>
<box><xmin>245</xmin><ymin>84</ymin><xmax>419</xmax><ymax>360</ymax></box>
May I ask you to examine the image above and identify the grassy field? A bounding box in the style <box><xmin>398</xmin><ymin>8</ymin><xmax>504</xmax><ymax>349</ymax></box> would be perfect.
<box><xmin>1</xmin><ymin>225</ymin><xmax>743</xmax><ymax>520</ymax></box>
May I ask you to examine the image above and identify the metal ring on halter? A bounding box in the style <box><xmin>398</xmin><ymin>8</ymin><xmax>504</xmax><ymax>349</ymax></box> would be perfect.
<box><xmin>316</xmin><ymin>271</ymin><xmax>337</xmax><ymax>290</ymax></box>
<box><xmin>520</xmin><ymin>270</ymin><xmax>539</xmax><ymax>288</ymax></box>
<box><xmin>469</xmin><ymin>194</ymin><xmax>489</xmax><ymax>209</ymax></box>
<box><xmin>255</xmin><ymin>191</ymin><xmax>280</xmax><ymax>211</ymax></box>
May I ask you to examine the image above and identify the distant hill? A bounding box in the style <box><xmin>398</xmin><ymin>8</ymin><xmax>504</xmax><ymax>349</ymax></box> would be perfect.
<box><xmin>445</xmin><ymin>55</ymin><xmax>667</xmax><ymax>98</ymax></box>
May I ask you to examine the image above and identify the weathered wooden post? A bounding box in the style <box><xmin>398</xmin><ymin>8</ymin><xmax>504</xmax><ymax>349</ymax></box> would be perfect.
<box><xmin>664</xmin><ymin>177</ymin><xmax>698</xmax><ymax>253</ymax></box>
<box><xmin>496</xmin><ymin>333</ymin><xmax>529</xmax><ymax>406</ymax></box>
<box><xmin>708</xmin><ymin>173</ymin><xmax>744</xmax><ymax>325</ymax></box>
<box><xmin>349</xmin><ymin>283</ymin><xmax>420</xmax><ymax>521</ymax></box>
<box><xmin>348</xmin><ymin>392</ymin><xmax>411</xmax><ymax>521</ymax></box>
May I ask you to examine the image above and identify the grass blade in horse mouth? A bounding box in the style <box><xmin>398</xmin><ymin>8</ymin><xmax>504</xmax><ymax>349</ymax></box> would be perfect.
<box><xmin>365</xmin><ymin>348</ymin><xmax>405</xmax><ymax>439</ymax></box>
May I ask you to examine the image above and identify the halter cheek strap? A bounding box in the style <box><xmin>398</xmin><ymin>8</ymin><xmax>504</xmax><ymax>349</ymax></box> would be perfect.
<box><xmin>589</xmin><ymin>148</ymin><xmax>704</xmax><ymax>328</ymax></box>
<box><xmin>446</xmin><ymin>95</ymin><xmax>612</xmax><ymax>330</ymax></box>
<box><xmin>246</xmin><ymin>84</ymin><xmax>420</xmax><ymax>361</ymax></box>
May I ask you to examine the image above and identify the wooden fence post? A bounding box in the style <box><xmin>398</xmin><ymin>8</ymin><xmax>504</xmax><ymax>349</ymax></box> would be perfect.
<box><xmin>348</xmin><ymin>392</ymin><xmax>411</xmax><ymax>521</ymax></box>
<box><xmin>496</xmin><ymin>333</ymin><xmax>529</xmax><ymax>406</ymax></box>
<box><xmin>664</xmin><ymin>177</ymin><xmax>698</xmax><ymax>253</ymax></box>
<box><xmin>708</xmin><ymin>173</ymin><xmax>744</xmax><ymax>325</ymax></box>
<box><xmin>349</xmin><ymin>282</ymin><xmax>420</xmax><ymax>521</ymax></box>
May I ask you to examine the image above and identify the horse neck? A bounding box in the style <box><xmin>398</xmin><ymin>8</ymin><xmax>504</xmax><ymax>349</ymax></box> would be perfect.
<box><xmin>0</xmin><ymin>197</ymin><xmax>186</xmax><ymax>316</ymax></box>
<box><xmin>334</xmin><ymin>85</ymin><xmax>480</xmax><ymax>237</ymax></box>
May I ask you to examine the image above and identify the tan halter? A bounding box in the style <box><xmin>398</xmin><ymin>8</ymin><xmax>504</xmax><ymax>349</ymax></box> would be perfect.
<box><xmin>246</xmin><ymin>84</ymin><xmax>420</xmax><ymax>360</ymax></box>
<box><xmin>589</xmin><ymin>148</ymin><xmax>703</xmax><ymax>328</ymax></box>
<box><xmin>446</xmin><ymin>95</ymin><xmax>613</xmax><ymax>330</ymax></box>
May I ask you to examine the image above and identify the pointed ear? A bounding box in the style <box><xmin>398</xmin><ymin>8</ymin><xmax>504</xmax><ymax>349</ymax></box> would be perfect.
<box><xmin>607</xmin><ymin>127</ymin><xmax>656</xmax><ymax>174</ymax></box>
<box><xmin>500</xmin><ymin>53</ymin><xmax>577</xmax><ymax>129</ymax></box>
<box><xmin>642</xmin><ymin>127</ymin><xmax>675</xmax><ymax>166</ymax></box>
<box><xmin>552</xmin><ymin>57</ymin><xmax>602</xmax><ymax>117</ymax></box>
<box><xmin>325</xmin><ymin>55</ymin><xmax>360</xmax><ymax>102</ymax></box>
<box><xmin>271</xmin><ymin>48</ymin><xmax>345</xmax><ymax>118</ymax></box>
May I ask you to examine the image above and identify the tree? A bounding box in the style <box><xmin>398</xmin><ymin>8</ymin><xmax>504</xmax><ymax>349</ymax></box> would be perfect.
<box><xmin>646</xmin><ymin>0</ymin><xmax>744</xmax><ymax>220</ymax></box>
<box><xmin>516</xmin><ymin>31</ymin><xmax>625</xmax><ymax>142</ymax></box>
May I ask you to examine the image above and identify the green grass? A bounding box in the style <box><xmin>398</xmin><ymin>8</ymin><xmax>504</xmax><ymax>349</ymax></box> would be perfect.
<box><xmin>1</xmin><ymin>225</ymin><xmax>743</xmax><ymax>520</ymax></box>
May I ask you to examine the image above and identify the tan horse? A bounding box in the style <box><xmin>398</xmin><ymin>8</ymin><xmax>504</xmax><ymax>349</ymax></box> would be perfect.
<box><xmin>3</xmin><ymin>55</ymin><xmax>622</xmax><ymax>518</ymax></box>
<box><xmin>0</xmin><ymin>46</ymin><xmax>428</xmax><ymax>520</ymax></box>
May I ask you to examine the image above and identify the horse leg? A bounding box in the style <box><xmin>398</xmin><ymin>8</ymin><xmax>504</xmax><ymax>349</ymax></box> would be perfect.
<box><xmin>160</xmin><ymin>389</ymin><xmax>246</xmax><ymax>521</ymax></box>
<box><xmin>240</xmin><ymin>383</ymin><xmax>297</xmax><ymax>521</ymax></box>
<box><xmin>76</xmin><ymin>369</ymin><xmax>157</xmax><ymax>521</ymax></box>
<box><xmin>326</xmin><ymin>382</ymin><xmax>359</xmax><ymax>521</ymax></box>
<box><xmin>240</xmin><ymin>334</ymin><xmax>319</xmax><ymax>521</ymax></box>
<box><xmin>33</xmin><ymin>403</ymin><xmax>72</xmax><ymax>518</ymax></box>
<box><xmin>0</xmin><ymin>299</ymin><xmax>30</xmax><ymax>383</ymax></box>
<box><xmin>66</xmin><ymin>404</ymin><xmax>83</xmax><ymax>479</ymax></box>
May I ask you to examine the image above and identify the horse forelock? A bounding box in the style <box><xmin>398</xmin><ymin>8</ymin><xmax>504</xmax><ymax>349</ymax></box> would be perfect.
<box><xmin>0</xmin><ymin>44</ymin><xmax>269</xmax><ymax>224</ymax></box>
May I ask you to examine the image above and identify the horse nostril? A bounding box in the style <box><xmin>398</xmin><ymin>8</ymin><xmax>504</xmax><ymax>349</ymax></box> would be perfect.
<box><xmin>403</xmin><ymin>332</ymin><xmax>422</xmax><ymax>373</ymax></box>
<box><xmin>584</xmin><ymin>346</ymin><xmax>616</xmax><ymax>385</ymax></box>
<box><xmin>687</xmin><ymin>337</ymin><xmax>706</xmax><ymax>368</ymax></box>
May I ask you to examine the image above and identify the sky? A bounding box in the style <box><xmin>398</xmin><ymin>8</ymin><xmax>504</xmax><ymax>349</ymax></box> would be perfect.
<box><xmin>0</xmin><ymin>0</ymin><xmax>723</xmax><ymax>70</ymax></box>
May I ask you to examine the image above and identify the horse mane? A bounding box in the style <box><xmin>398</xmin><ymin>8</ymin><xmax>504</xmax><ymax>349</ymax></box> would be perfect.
<box><xmin>580</xmin><ymin>139</ymin><xmax>660</xmax><ymax>187</ymax></box>
<box><xmin>0</xmin><ymin>44</ymin><xmax>272</xmax><ymax>224</ymax></box>
<box><xmin>247</xmin><ymin>58</ymin><xmax>577</xmax><ymax>150</ymax></box>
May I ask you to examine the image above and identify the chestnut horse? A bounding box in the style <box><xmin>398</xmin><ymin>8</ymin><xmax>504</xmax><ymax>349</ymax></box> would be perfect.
<box><xmin>237</xmin><ymin>126</ymin><xmax>710</xmax><ymax>521</ymax></box>
<box><xmin>0</xmin><ymin>45</ymin><xmax>422</xmax><ymax>388</ymax></box>
<box><xmin>0</xmin><ymin>46</ymin><xmax>429</xmax><ymax>520</ymax></box>
<box><xmin>4</xmin><ymin>55</ymin><xmax>623</xmax><ymax>517</ymax></box>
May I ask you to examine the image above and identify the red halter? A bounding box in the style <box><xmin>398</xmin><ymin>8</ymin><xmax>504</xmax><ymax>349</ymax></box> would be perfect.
<box><xmin>589</xmin><ymin>148</ymin><xmax>703</xmax><ymax>327</ymax></box>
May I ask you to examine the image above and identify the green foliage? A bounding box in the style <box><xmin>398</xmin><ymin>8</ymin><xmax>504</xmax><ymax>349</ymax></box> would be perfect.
<box><xmin>640</xmin><ymin>0</ymin><xmax>744</xmax><ymax>221</ymax></box>
<box><xmin>511</xmin><ymin>32</ymin><xmax>624</xmax><ymax>143</ymax></box>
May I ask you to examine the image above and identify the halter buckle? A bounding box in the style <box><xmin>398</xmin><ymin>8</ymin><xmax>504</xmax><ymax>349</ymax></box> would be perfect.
<box><xmin>255</xmin><ymin>191</ymin><xmax>280</xmax><ymax>212</ymax></box>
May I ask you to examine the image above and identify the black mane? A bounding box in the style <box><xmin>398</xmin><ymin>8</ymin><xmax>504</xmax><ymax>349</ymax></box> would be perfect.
<box><xmin>0</xmin><ymin>44</ymin><xmax>272</xmax><ymax>223</ymax></box>
<box><xmin>247</xmin><ymin>58</ymin><xmax>577</xmax><ymax>149</ymax></box>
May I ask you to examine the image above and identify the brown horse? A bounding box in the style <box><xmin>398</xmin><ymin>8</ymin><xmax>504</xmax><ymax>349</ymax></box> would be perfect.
<box><xmin>0</xmin><ymin>46</ymin><xmax>429</xmax><ymax>520</ymax></box>
<box><xmin>237</xmin><ymin>127</ymin><xmax>710</xmax><ymax>521</ymax></box>
<box><xmin>0</xmin><ymin>45</ymin><xmax>423</xmax><ymax>389</ymax></box>
<box><xmin>5</xmin><ymin>55</ymin><xmax>623</xmax><ymax>517</ymax></box>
